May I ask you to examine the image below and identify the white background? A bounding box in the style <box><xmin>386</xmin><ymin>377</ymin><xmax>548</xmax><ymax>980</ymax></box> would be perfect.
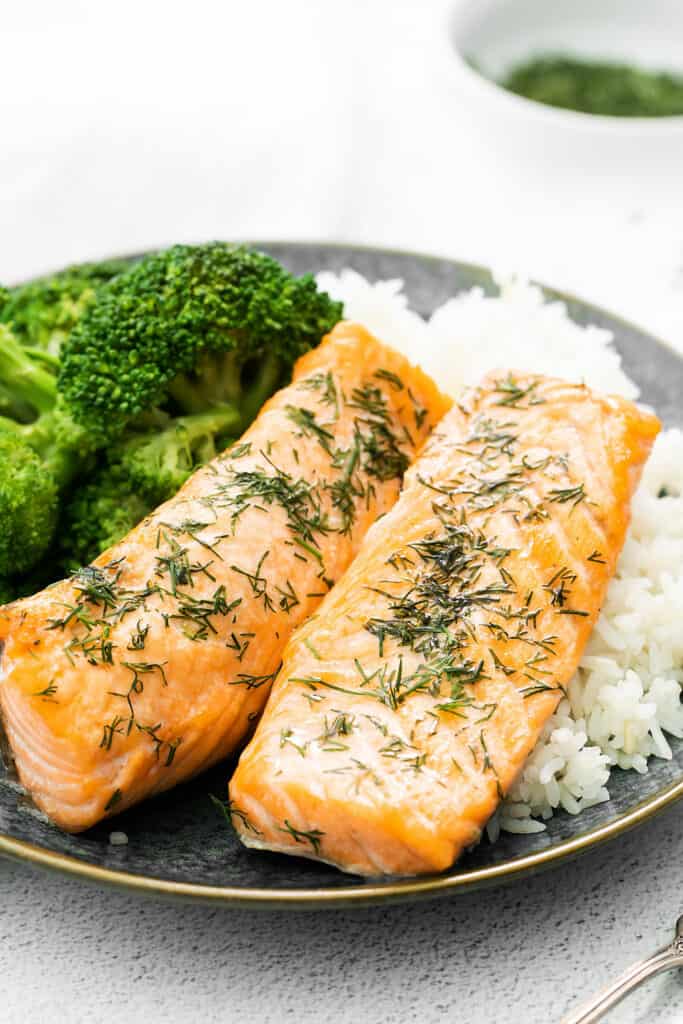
<box><xmin>3</xmin><ymin>0</ymin><xmax>683</xmax><ymax>344</ymax></box>
<box><xmin>2</xmin><ymin>2</ymin><xmax>683</xmax><ymax>1021</ymax></box>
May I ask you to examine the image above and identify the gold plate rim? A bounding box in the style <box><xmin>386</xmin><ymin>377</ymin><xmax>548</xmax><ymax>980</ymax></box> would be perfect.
<box><xmin>1</xmin><ymin>775</ymin><xmax>682</xmax><ymax>907</ymax></box>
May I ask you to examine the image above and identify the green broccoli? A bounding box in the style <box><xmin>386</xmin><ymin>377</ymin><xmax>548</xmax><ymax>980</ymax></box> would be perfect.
<box><xmin>0</xmin><ymin>258</ymin><xmax>129</xmax><ymax>359</ymax></box>
<box><xmin>0</xmin><ymin>320</ymin><xmax>94</xmax><ymax>482</ymax></box>
<box><xmin>114</xmin><ymin>404</ymin><xmax>242</xmax><ymax>504</ymax></box>
<box><xmin>0</xmin><ymin>433</ymin><xmax>59</xmax><ymax>577</ymax></box>
<box><xmin>0</xmin><ymin>322</ymin><xmax>94</xmax><ymax>576</ymax></box>
<box><xmin>3</xmin><ymin>243</ymin><xmax>342</xmax><ymax>582</ymax></box>
<box><xmin>0</xmin><ymin>258</ymin><xmax>130</xmax><ymax>570</ymax></box>
<box><xmin>60</xmin><ymin>404</ymin><xmax>242</xmax><ymax>568</ymax></box>
<box><xmin>59</xmin><ymin>469</ymin><xmax>151</xmax><ymax>571</ymax></box>
<box><xmin>59</xmin><ymin>243</ymin><xmax>342</xmax><ymax>441</ymax></box>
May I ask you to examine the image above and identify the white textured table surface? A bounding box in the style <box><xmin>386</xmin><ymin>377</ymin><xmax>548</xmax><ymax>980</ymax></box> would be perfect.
<box><xmin>2</xmin><ymin>806</ymin><xmax>683</xmax><ymax>1024</ymax></box>
<box><xmin>3</xmin><ymin>3</ymin><xmax>683</xmax><ymax>1022</ymax></box>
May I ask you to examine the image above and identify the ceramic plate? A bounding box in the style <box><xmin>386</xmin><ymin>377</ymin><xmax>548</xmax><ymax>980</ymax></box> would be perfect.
<box><xmin>2</xmin><ymin>242</ymin><xmax>682</xmax><ymax>907</ymax></box>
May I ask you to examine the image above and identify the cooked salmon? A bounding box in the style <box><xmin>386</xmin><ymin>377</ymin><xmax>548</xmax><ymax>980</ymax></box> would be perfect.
<box><xmin>0</xmin><ymin>323</ymin><xmax>450</xmax><ymax>832</ymax></box>
<box><xmin>229</xmin><ymin>372</ymin><xmax>660</xmax><ymax>876</ymax></box>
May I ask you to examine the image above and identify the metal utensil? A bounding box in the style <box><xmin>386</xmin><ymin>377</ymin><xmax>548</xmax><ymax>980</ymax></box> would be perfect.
<box><xmin>562</xmin><ymin>915</ymin><xmax>683</xmax><ymax>1023</ymax></box>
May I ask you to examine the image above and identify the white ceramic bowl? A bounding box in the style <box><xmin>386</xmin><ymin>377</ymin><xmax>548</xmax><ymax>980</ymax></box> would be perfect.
<box><xmin>441</xmin><ymin>0</ymin><xmax>683</xmax><ymax>175</ymax></box>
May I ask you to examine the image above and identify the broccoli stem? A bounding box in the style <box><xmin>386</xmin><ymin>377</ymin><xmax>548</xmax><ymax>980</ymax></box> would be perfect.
<box><xmin>166</xmin><ymin>350</ymin><xmax>244</xmax><ymax>414</ymax></box>
<box><xmin>24</xmin><ymin>413</ymin><xmax>87</xmax><ymax>489</ymax></box>
<box><xmin>169</xmin><ymin>347</ymin><xmax>283</xmax><ymax>428</ymax></box>
<box><xmin>0</xmin><ymin>324</ymin><xmax>57</xmax><ymax>415</ymax></box>
<box><xmin>157</xmin><ymin>403</ymin><xmax>242</xmax><ymax>463</ymax></box>
<box><xmin>120</xmin><ymin>402</ymin><xmax>242</xmax><ymax>505</ymax></box>
<box><xmin>239</xmin><ymin>349</ymin><xmax>283</xmax><ymax>426</ymax></box>
<box><xmin>0</xmin><ymin>382</ymin><xmax>35</xmax><ymax>423</ymax></box>
<box><xmin>60</xmin><ymin>403</ymin><xmax>244</xmax><ymax>573</ymax></box>
<box><xmin>21</xmin><ymin>347</ymin><xmax>61</xmax><ymax>374</ymax></box>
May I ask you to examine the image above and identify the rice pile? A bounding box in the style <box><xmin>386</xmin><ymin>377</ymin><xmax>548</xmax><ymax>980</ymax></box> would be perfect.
<box><xmin>317</xmin><ymin>268</ymin><xmax>683</xmax><ymax>835</ymax></box>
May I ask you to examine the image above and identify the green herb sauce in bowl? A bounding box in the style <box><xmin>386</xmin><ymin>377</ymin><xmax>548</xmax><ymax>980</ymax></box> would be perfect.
<box><xmin>501</xmin><ymin>56</ymin><xmax>683</xmax><ymax>118</ymax></box>
<box><xmin>443</xmin><ymin>0</ymin><xmax>683</xmax><ymax>178</ymax></box>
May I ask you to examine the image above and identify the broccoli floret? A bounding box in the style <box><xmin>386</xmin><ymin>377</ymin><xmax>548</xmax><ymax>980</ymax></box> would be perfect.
<box><xmin>4</xmin><ymin>243</ymin><xmax>343</xmax><ymax>582</ymax></box>
<box><xmin>0</xmin><ymin>322</ymin><xmax>94</xmax><ymax>576</ymax></box>
<box><xmin>59</xmin><ymin>243</ymin><xmax>342</xmax><ymax>441</ymax></box>
<box><xmin>60</xmin><ymin>468</ymin><xmax>152</xmax><ymax>571</ymax></box>
<box><xmin>0</xmin><ymin>259</ymin><xmax>129</xmax><ymax>359</ymax></box>
<box><xmin>115</xmin><ymin>404</ymin><xmax>241</xmax><ymax>504</ymax></box>
<box><xmin>0</xmin><ymin>433</ymin><xmax>59</xmax><ymax>576</ymax></box>
<box><xmin>0</xmin><ymin>322</ymin><xmax>94</xmax><ymax>486</ymax></box>
<box><xmin>59</xmin><ymin>404</ymin><xmax>242</xmax><ymax>568</ymax></box>
<box><xmin>0</xmin><ymin>321</ymin><xmax>57</xmax><ymax>420</ymax></box>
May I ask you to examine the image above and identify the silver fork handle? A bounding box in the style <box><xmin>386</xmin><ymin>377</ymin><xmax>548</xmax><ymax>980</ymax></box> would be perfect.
<box><xmin>562</xmin><ymin>943</ymin><xmax>683</xmax><ymax>1023</ymax></box>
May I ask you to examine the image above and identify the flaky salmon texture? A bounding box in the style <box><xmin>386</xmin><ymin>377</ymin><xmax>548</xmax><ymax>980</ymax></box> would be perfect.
<box><xmin>0</xmin><ymin>323</ymin><xmax>450</xmax><ymax>832</ymax></box>
<box><xmin>229</xmin><ymin>372</ymin><xmax>660</xmax><ymax>877</ymax></box>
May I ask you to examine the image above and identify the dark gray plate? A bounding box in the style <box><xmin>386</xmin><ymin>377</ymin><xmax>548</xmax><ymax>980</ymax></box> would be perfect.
<box><xmin>2</xmin><ymin>242</ymin><xmax>682</xmax><ymax>908</ymax></box>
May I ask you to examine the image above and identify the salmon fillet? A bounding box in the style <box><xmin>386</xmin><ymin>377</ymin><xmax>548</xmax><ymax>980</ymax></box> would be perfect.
<box><xmin>0</xmin><ymin>323</ymin><xmax>449</xmax><ymax>832</ymax></box>
<box><xmin>229</xmin><ymin>372</ymin><xmax>660</xmax><ymax>876</ymax></box>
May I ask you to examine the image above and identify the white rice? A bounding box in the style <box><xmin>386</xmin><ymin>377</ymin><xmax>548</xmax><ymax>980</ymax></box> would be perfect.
<box><xmin>317</xmin><ymin>268</ymin><xmax>683</xmax><ymax>835</ymax></box>
<box><xmin>316</xmin><ymin>269</ymin><xmax>638</xmax><ymax>401</ymax></box>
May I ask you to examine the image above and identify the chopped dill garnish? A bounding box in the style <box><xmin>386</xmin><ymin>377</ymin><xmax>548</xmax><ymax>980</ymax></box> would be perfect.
<box><xmin>170</xmin><ymin>585</ymin><xmax>240</xmax><ymax>640</ymax></box>
<box><xmin>32</xmin><ymin>680</ymin><xmax>58</xmax><ymax>698</ymax></box>
<box><xmin>229</xmin><ymin>442</ymin><xmax>252</xmax><ymax>459</ymax></box>
<box><xmin>374</xmin><ymin>368</ymin><xmax>404</xmax><ymax>392</ymax></box>
<box><xmin>210</xmin><ymin>794</ymin><xmax>262</xmax><ymax>835</ymax></box>
<box><xmin>231</xmin><ymin>551</ymin><xmax>273</xmax><ymax>612</ymax></box>
<box><xmin>127</xmin><ymin>620</ymin><xmax>149</xmax><ymax>651</ymax></box>
<box><xmin>275</xmin><ymin>579</ymin><xmax>299</xmax><ymax>613</ymax></box>
<box><xmin>278</xmin><ymin>819</ymin><xmax>325</xmax><ymax>855</ymax></box>
<box><xmin>285</xmin><ymin>405</ymin><xmax>335</xmax><ymax>454</ymax></box>
<box><xmin>155</xmin><ymin>534</ymin><xmax>215</xmax><ymax>594</ymax></box>
<box><xmin>490</xmin><ymin>649</ymin><xmax>515</xmax><ymax>676</ymax></box>
<box><xmin>548</xmin><ymin>483</ymin><xmax>586</xmax><ymax>507</ymax></box>
<box><xmin>492</xmin><ymin>374</ymin><xmax>545</xmax><ymax>408</ymax></box>
<box><xmin>348</xmin><ymin>382</ymin><xmax>391</xmax><ymax>421</ymax></box>
<box><xmin>229</xmin><ymin>665</ymin><xmax>281</xmax><ymax>689</ymax></box>
<box><xmin>280</xmin><ymin>727</ymin><xmax>308</xmax><ymax>757</ymax></box>
<box><xmin>104</xmin><ymin>788</ymin><xmax>123</xmax><ymax>812</ymax></box>
<box><xmin>210</xmin><ymin>461</ymin><xmax>330</xmax><ymax>564</ymax></box>
<box><xmin>520</xmin><ymin>681</ymin><xmax>559</xmax><ymax>698</ymax></box>
<box><xmin>299</xmin><ymin>371</ymin><xmax>339</xmax><ymax>416</ymax></box>
<box><xmin>303</xmin><ymin>637</ymin><xmax>322</xmax><ymax>660</ymax></box>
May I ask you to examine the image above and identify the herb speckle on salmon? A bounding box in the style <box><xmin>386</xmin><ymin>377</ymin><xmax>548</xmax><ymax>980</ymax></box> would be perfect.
<box><xmin>278</xmin><ymin>819</ymin><xmax>325</xmax><ymax>855</ymax></box>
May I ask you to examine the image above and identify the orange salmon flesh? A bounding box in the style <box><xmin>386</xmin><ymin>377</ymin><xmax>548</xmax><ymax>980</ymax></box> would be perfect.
<box><xmin>0</xmin><ymin>323</ymin><xmax>450</xmax><ymax>832</ymax></box>
<box><xmin>229</xmin><ymin>372</ymin><xmax>660</xmax><ymax>876</ymax></box>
